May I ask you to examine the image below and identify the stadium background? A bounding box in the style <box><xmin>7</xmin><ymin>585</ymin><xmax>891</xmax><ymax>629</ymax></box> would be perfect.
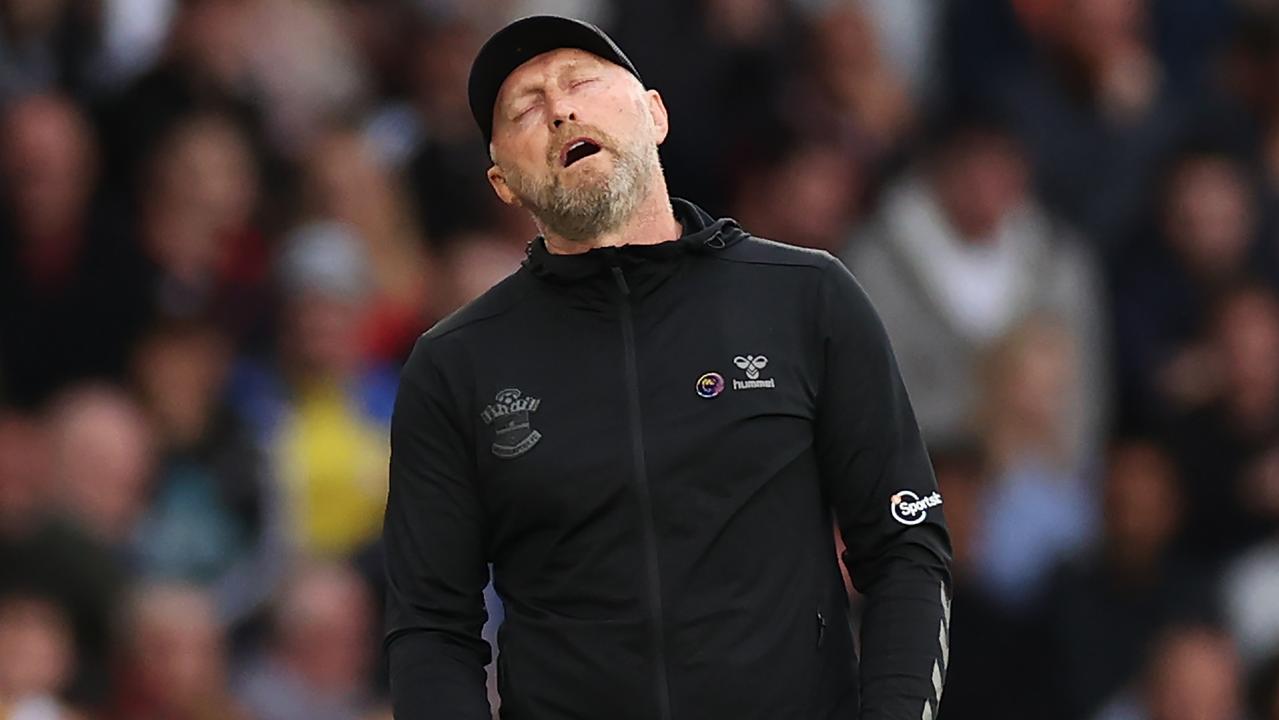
<box><xmin>2</xmin><ymin>0</ymin><xmax>1279</xmax><ymax>718</ymax></box>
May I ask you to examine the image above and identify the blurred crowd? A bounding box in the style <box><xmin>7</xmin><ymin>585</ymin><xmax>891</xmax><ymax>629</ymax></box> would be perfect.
<box><xmin>2</xmin><ymin>0</ymin><xmax>1279</xmax><ymax>719</ymax></box>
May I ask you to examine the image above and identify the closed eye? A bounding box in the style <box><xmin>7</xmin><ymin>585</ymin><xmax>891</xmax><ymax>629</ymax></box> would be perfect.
<box><xmin>571</xmin><ymin>77</ymin><xmax>599</xmax><ymax>89</ymax></box>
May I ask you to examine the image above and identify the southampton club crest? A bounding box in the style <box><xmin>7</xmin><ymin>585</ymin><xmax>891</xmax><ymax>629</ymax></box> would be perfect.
<box><xmin>481</xmin><ymin>388</ymin><xmax>542</xmax><ymax>459</ymax></box>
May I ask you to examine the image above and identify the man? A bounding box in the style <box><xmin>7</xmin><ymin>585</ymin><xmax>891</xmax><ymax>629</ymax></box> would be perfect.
<box><xmin>383</xmin><ymin>15</ymin><xmax>951</xmax><ymax>720</ymax></box>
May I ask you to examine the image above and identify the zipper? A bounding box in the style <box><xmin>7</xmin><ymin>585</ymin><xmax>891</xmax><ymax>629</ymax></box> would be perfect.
<box><xmin>612</xmin><ymin>265</ymin><xmax>674</xmax><ymax>720</ymax></box>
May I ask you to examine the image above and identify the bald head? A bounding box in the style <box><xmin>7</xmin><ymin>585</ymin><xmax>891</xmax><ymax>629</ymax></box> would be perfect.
<box><xmin>46</xmin><ymin>385</ymin><xmax>155</xmax><ymax>542</ymax></box>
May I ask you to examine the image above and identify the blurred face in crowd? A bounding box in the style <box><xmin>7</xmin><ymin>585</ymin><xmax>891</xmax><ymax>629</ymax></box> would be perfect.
<box><xmin>735</xmin><ymin>144</ymin><xmax>863</xmax><ymax>252</ymax></box>
<box><xmin>1103</xmin><ymin>442</ymin><xmax>1180</xmax><ymax>569</ymax></box>
<box><xmin>486</xmin><ymin>48</ymin><xmax>670</xmax><ymax>243</ymax></box>
<box><xmin>934</xmin><ymin>128</ymin><xmax>1029</xmax><ymax>241</ymax></box>
<box><xmin>284</xmin><ymin>292</ymin><xmax>366</xmax><ymax>380</ymax></box>
<box><xmin>47</xmin><ymin>387</ymin><xmax>155</xmax><ymax>544</ymax></box>
<box><xmin>1165</xmin><ymin>155</ymin><xmax>1255</xmax><ymax>281</ymax></box>
<box><xmin>0</xmin><ymin>596</ymin><xmax>73</xmax><ymax>701</ymax></box>
<box><xmin>0</xmin><ymin>94</ymin><xmax>96</xmax><ymax>243</ymax></box>
<box><xmin>305</xmin><ymin>130</ymin><xmax>395</xmax><ymax>233</ymax></box>
<box><xmin>1215</xmin><ymin>287</ymin><xmax>1279</xmax><ymax>415</ymax></box>
<box><xmin>0</xmin><ymin>414</ymin><xmax>51</xmax><ymax>534</ymax></box>
<box><xmin>125</xmin><ymin>585</ymin><xmax>228</xmax><ymax>712</ymax></box>
<box><xmin>1147</xmin><ymin>628</ymin><xmax>1241</xmax><ymax>720</ymax></box>
<box><xmin>276</xmin><ymin>563</ymin><xmax>372</xmax><ymax>694</ymax></box>
<box><xmin>146</xmin><ymin>114</ymin><xmax>258</xmax><ymax>282</ymax></box>
<box><xmin>170</xmin><ymin>0</ymin><xmax>253</xmax><ymax>87</ymax></box>
<box><xmin>411</xmin><ymin>20</ymin><xmax>481</xmax><ymax>132</ymax></box>
<box><xmin>705</xmin><ymin>0</ymin><xmax>780</xmax><ymax>47</ymax></box>
<box><xmin>132</xmin><ymin>322</ymin><xmax>232</xmax><ymax>450</ymax></box>
<box><xmin>983</xmin><ymin>319</ymin><xmax>1078</xmax><ymax>446</ymax></box>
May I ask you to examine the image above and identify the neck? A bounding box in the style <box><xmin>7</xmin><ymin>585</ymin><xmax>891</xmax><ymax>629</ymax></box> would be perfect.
<box><xmin>542</xmin><ymin>177</ymin><xmax>683</xmax><ymax>255</ymax></box>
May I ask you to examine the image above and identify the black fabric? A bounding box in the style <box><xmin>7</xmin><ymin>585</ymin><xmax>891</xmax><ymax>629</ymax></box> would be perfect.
<box><xmin>382</xmin><ymin>198</ymin><xmax>953</xmax><ymax>719</ymax></box>
<box><xmin>467</xmin><ymin>15</ymin><xmax>643</xmax><ymax>145</ymax></box>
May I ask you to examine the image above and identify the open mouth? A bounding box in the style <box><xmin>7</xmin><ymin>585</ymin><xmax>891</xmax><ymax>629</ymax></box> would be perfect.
<box><xmin>561</xmin><ymin>138</ymin><xmax>602</xmax><ymax>168</ymax></box>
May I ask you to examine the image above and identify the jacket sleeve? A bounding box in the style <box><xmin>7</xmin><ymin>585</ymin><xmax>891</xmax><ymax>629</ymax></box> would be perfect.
<box><xmin>813</xmin><ymin>256</ymin><xmax>954</xmax><ymax>720</ymax></box>
<box><xmin>382</xmin><ymin>337</ymin><xmax>492</xmax><ymax>719</ymax></box>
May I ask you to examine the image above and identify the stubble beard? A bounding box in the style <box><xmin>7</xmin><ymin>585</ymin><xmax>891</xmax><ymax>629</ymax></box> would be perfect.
<box><xmin>504</xmin><ymin>128</ymin><xmax>660</xmax><ymax>244</ymax></box>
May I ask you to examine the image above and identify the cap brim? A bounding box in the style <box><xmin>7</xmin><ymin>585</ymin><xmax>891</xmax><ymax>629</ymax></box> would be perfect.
<box><xmin>467</xmin><ymin>15</ymin><xmax>642</xmax><ymax>144</ymax></box>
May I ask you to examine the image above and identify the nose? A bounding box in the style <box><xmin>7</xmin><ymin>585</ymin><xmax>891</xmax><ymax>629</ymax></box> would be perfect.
<box><xmin>548</xmin><ymin>94</ymin><xmax>578</xmax><ymax>130</ymax></box>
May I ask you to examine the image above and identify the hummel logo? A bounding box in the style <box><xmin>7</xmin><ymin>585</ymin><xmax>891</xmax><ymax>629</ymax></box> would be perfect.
<box><xmin>731</xmin><ymin>354</ymin><xmax>775</xmax><ymax>390</ymax></box>
<box><xmin>733</xmin><ymin>355</ymin><xmax>768</xmax><ymax>379</ymax></box>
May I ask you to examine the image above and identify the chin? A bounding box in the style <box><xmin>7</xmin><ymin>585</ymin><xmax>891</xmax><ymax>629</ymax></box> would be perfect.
<box><xmin>560</xmin><ymin>166</ymin><xmax>612</xmax><ymax>189</ymax></box>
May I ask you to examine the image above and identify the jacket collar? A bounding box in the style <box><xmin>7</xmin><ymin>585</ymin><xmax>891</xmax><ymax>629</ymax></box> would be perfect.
<box><xmin>523</xmin><ymin>198</ymin><xmax>742</xmax><ymax>283</ymax></box>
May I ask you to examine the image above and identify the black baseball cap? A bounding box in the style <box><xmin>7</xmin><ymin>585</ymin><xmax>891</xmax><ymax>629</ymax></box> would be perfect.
<box><xmin>467</xmin><ymin>15</ymin><xmax>643</xmax><ymax>145</ymax></box>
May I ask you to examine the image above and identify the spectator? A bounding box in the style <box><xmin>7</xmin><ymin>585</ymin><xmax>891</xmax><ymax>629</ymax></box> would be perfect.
<box><xmin>932</xmin><ymin>442</ymin><xmax>1038</xmax><ymax>720</ymax></box>
<box><xmin>845</xmin><ymin>109</ymin><xmax>1106</xmax><ymax>458</ymax></box>
<box><xmin>230</xmin><ymin>222</ymin><xmax>395</xmax><ymax>558</ymax></box>
<box><xmin>235</xmin><ymin>561</ymin><xmax>379</xmax><ymax>720</ymax></box>
<box><xmin>403</xmin><ymin>14</ymin><xmax>525</xmax><ymax>245</ymax></box>
<box><xmin>0</xmin><ymin>0</ymin><xmax>98</xmax><ymax>102</ymax></box>
<box><xmin>973</xmin><ymin>318</ymin><xmax>1098</xmax><ymax>609</ymax></box>
<box><xmin>1165</xmin><ymin>284</ymin><xmax>1279</xmax><ymax>559</ymax></box>
<box><xmin>0</xmin><ymin>412</ymin><xmax>50</xmax><ymax>538</ymax></box>
<box><xmin>38</xmin><ymin>386</ymin><xmax>156</xmax><ymax>700</ymax></box>
<box><xmin>987</xmin><ymin>0</ymin><xmax>1192</xmax><ymax>249</ymax></box>
<box><xmin>731</xmin><ymin>135</ymin><xmax>866</xmax><ymax>253</ymax></box>
<box><xmin>128</xmin><ymin>111</ymin><xmax>271</xmax><ymax>348</ymax></box>
<box><xmin>1096</xmin><ymin>625</ymin><xmax>1246</xmax><ymax>720</ymax></box>
<box><xmin>1040</xmin><ymin>441</ymin><xmax>1216</xmax><ymax>720</ymax></box>
<box><xmin>47</xmin><ymin>386</ymin><xmax>155</xmax><ymax>548</ymax></box>
<box><xmin>94</xmin><ymin>0</ymin><xmax>271</xmax><ymax>194</ymax></box>
<box><xmin>107</xmin><ymin>583</ymin><xmax>246</xmax><ymax>720</ymax></box>
<box><xmin>0</xmin><ymin>93</ymin><xmax>139</xmax><ymax>408</ymax></box>
<box><xmin>301</xmin><ymin>126</ymin><xmax>438</xmax><ymax>362</ymax></box>
<box><xmin>0</xmin><ymin>404</ymin><xmax>123</xmax><ymax>706</ymax></box>
<box><xmin>0</xmin><ymin>594</ymin><xmax>80</xmax><ymax>720</ymax></box>
<box><xmin>240</xmin><ymin>0</ymin><xmax>369</xmax><ymax>159</ymax></box>
<box><xmin>1114</xmin><ymin>146</ymin><xmax>1266</xmax><ymax>429</ymax></box>
<box><xmin>1201</xmin><ymin>8</ymin><xmax>1279</xmax><ymax>200</ymax></box>
<box><xmin>797</xmin><ymin>1</ymin><xmax>916</xmax><ymax>166</ymax></box>
<box><xmin>128</xmin><ymin>314</ymin><xmax>288</xmax><ymax>628</ymax></box>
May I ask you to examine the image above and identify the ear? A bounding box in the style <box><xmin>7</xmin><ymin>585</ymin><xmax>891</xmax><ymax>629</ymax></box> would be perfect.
<box><xmin>645</xmin><ymin>89</ymin><xmax>670</xmax><ymax>146</ymax></box>
<box><xmin>486</xmin><ymin>163</ymin><xmax>522</xmax><ymax>207</ymax></box>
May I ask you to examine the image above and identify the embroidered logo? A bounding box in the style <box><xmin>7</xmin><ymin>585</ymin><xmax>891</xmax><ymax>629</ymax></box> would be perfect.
<box><xmin>696</xmin><ymin>372</ymin><xmax>725</xmax><ymax>398</ymax></box>
<box><xmin>890</xmin><ymin>490</ymin><xmax>943</xmax><ymax>526</ymax></box>
<box><xmin>481</xmin><ymin>388</ymin><xmax>542</xmax><ymax>459</ymax></box>
<box><xmin>732</xmin><ymin>354</ymin><xmax>776</xmax><ymax>390</ymax></box>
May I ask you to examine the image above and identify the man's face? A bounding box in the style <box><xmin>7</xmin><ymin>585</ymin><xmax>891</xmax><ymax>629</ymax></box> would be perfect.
<box><xmin>486</xmin><ymin>48</ymin><xmax>669</xmax><ymax>243</ymax></box>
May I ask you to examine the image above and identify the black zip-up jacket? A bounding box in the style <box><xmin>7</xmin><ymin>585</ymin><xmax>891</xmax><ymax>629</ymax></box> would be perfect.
<box><xmin>383</xmin><ymin>199</ymin><xmax>953</xmax><ymax>720</ymax></box>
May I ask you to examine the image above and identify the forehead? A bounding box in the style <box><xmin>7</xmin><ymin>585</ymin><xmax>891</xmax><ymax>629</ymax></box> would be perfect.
<box><xmin>496</xmin><ymin>48</ymin><xmax>614</xmax><ymax>104</ymax></box>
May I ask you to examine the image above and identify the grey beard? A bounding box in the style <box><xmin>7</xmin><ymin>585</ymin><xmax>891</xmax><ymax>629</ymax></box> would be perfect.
<box><xmin>509</xmin><ymin>143</ymin><xmax>658</xmax><ymax>244</ymax></box>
